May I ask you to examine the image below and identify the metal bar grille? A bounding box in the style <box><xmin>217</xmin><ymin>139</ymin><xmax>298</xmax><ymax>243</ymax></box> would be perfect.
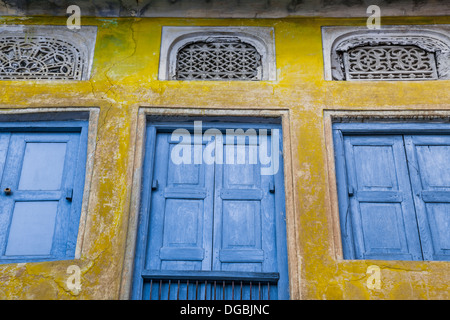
<box><xmin>141</xmin><ymin>271</ymin><xmax>278</xmax><ymax>300</ymax></box>
<box><xmin>143</xmin><ymin>278</ymin><xmax>276</xmax><ymax>300</ymax></box>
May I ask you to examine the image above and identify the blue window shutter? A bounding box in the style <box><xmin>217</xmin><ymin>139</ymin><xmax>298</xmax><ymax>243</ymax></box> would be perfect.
<box><xmin>144</xmin><ymin>132</ymin><xmax>215</xmax><ymax>272</ymax></box>
<box><xmin>342</xmin><ymin>135</ymin><xmax>422</xmax><ymax>260</ymax></box>
<box><xmin>212</xmin><ymin>133</ymin><xmax>279</xmax><ymax>299</ymax></box>
<box><xmin>212</xmin><ymin>134</ymin><xmax>277</xmax><ymax>271</ymax></box>
<box><xmin>133</xmin><ymin>122</ymin><xmax>289</xmax><ymax>300</ymax></box>
<box><xmin>0</xmin><ymin>123</ymin><xmax>88</xmax><ymax>263</ymax></box>
<box><xmin>404</xmin><ymin>135</ymin><xmax>450</xmax><ymax>261</ymax></box>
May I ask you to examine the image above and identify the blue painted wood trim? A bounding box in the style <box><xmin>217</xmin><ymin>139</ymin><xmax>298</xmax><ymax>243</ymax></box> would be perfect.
<box><xmin>273</xmin><ymin>127</ymin><xmax>290</xmax><ymax>300</ymax></box>
<box><xmin>141</xmin><ymin>270</ymin><xmax>280</xmax><ymax>282</ymax></box>
<box><xmin>66</xmin><ymin>121</ymin><xmax>89</xmax><ymax>258</ymax></box>
<box><xmin>333</xmin><ymin>122</ymin><xmax>450</xmax><ymax>133</ymax></box>
<box><xmin>0</xmin><ymin>121</ymin><xmax>86</xmax><ymax>132</ymax></box>
<box><xmin>332</xmin><ymin>129</ymin><xmax>355</xmax><ymax>259</ymax></box>
<box><xmin>149</xmin><ymin>121</ymin><xmax>282</xmax><ymax>132</ymax></box>
<box><xmin>131</xmin><ymin>126</ymin><xmax>157</xmax><ymax>300</ymax></box>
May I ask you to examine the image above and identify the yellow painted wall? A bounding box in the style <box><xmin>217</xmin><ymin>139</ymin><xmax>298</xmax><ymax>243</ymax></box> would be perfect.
<box><xmin>0</xmin><ymin>15</ymin><xmax>448</xmax><ymax>299</ymax></box>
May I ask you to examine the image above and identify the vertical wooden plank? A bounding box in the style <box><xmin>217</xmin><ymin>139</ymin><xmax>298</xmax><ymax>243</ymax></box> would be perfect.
<box><xmin>131</xmin><ymin>126</ymin><xmax>156</xmax><ymax>300</ymax></box>
<box><xmin>53</xmin><ymin>133</ymin><xmax>81</xmax><ymax>259</ymax></box>
<box><xmin>212</xmin><ymin>131</ymin><xmax>224</xmax><ymax>273</ymax></box>
<box><xmin>0</xmin><ymin>133</ymin><xmax>11</xmax><ymax>256</ymax></box>
<box><xmin>272</xmin><ymin>129</ymin><xmax>289</xmax><ymax>300</ymax></box>
<box><xmin>332</xmin><ymin>129</ymin><xmax>355</xmax><ymax>259</ymax></box>
<box><xmin>66</xmin><ymin>121</ymin><xmax>89</xmax><ymax>258</ymax></box>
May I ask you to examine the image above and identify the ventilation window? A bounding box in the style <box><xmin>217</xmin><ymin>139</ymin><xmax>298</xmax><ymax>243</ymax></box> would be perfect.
<box><xmin>321</xmin><ymin>25</ymin><xmax>450</xmax><ymax>81</ymax></box>
<box><xmin>344</xmin><ymin>45</ymin><xmax>438</xmax><ymax>81</ymax></box>
<box><xmin>176</xmin><ymin>39</ymin><xmax>262</xmax><ymax>81</ymax></box>
<box><xmin>0</xmin><ymin>25</ymin><xmax>97</xmax><ymax>81</ymax></box>
<box><xmin>159</xmin><ymin>26</ymin><xmax>276</xmax><ymax>81</ymax></box>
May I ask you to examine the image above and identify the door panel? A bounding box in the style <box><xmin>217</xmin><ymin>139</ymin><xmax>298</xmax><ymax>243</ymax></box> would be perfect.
<box><xmin>18</xmin><ymin>142</ymin><xmax>67</xmax><ymax>191</ymax></box>
<box><xmin>4</xmin><ymin>201</ymin><xmax>59</xmax><ymax>256</ymax></box>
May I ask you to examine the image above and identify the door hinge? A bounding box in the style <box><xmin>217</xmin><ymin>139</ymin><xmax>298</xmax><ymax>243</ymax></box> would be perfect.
<box><xmin>151</xmin><ymin>179</ymin><xmax>159</xmax><ymax>191</ymax></box>
<box><xmin>348</xmin><ymin>185</ymin><xmax>354</xmax><ymax>197</ymax></box>
<box><xmin>65</xmin><ymin>188</ymin><xmax>73</xmax><ymax>201</ymax></box>
<box><xmin>269</xmin><ymin>182</ymin><xmax>275</xmax><ymax>193</ymax></box>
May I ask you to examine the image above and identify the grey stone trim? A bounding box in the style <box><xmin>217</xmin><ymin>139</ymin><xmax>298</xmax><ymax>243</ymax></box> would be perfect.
<box><xmin>0</xmin><ymin>25</ymin><xmax>97</xmax><ymax>81</ymax></box>
<box><xmin>1</xmin><ymin>1</ymin><xmax>449</xmax><ymax>18</ymax></box>
<box><xmin>322</xmin><ymin>25</ymin><xmax>450</xmax><ymax>81</ymax></box>
<box><xmin>158</xmin><ymin>26</ymin><xmax>276</xmax><ymax>81</ymax></box>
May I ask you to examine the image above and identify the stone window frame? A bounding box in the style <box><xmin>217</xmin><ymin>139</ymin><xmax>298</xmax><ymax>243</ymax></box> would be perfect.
<box><xmin>0</xmin><ymin>25</ymin><xmax>97</xmax><ymax>81</ymax></box>
<box><xmin>120</xmin><ymin>107</ymin><xmax>299</xmax><ymax>299</ymax></box>
<box><xmin>321</xmin><ymin>25</ymin><xmax>450</xmax><ymax>81</ymax></box>
<box><xmin>158</xmin><ymin>26</ymin><xmax>277</xmax><ymax>81</ymax></box>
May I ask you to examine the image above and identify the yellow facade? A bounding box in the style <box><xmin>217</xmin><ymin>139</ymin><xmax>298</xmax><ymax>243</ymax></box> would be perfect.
<box><xmin>0</xmin><ymin>15</ymin><xmax>449</xmax><ymax>299</ymax></box>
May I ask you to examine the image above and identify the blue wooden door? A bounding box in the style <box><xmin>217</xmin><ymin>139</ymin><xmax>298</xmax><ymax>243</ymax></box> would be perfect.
<box><xmin>342</xmin><ymin>135</ymin><xmax>423</xmax><ymax>260</ymax></box>
<box><xmin>404</xmin><ymin>135</ymin><xmax>450</xmax><ymax>261</ymax></box>
<box><xmin>134</xmin><ymin>124</ymin><xmax>288</xmax><ymax>300</ymax></box>
<box><xmin>0</xmin><ymin>132</ymin><xmax>81</xmax><ymax>261</ymax></box>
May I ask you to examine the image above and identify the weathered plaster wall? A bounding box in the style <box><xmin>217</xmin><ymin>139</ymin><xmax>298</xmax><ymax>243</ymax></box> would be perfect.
<box><xmin>0</xmin><ymin>15</ymin><xmax>448</xmax><ymax>299</ymax></box>
<box><xmin>1</xmin><ymin>0</ymin><xmax>450</xmax><ymax>17</ymax></box>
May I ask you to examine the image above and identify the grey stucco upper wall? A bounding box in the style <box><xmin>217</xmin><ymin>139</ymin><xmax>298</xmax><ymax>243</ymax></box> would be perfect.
<box><xmin>0</xmin><ymin>0</ymin><xmax>449</xmax><ymax>18</ymax></box>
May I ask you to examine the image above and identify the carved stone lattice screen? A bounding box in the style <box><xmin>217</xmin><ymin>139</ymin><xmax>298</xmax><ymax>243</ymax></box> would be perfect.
<box><xmin>0</xmin><ymin>36</ymin><xmax>84</xmax><ymax>80</ymax></box>
<box><xmin>0</xmin><ymin>25</ymin><xmax>97</xmax><ymax>81</ymax></box>
<box><xmin>176</xmin><ymin>41</ymin><xmax>262</xmax><ymax>80</ymax></box>
<box><xmin>321</xmin><ymin>26</ymin><xmax>450</xmax><ymax>81</ymax></box>
<box><xmin>343</xmin><ymin>45</ymin><xmax>438</xmax><ymax>80</ymax></box>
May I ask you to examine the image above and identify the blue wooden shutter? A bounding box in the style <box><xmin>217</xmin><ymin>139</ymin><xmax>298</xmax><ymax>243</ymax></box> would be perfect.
<box><xmin>141</xmin><ymin>131</ymin><xmax>215</xmax><ymax>299</ymax></box>
<box><xmin>212</xmin><ymin>131</ymin><xmax>279</xmax><ymax>299</ymax></box>
<box><xmin>144</xmin><ymin>132</ymin><xmax>215</xmax><ymax>271</ymax></box>
<box><xmin>134</xmin><ymin>123</ymin><xmax>288</xmax><ymax>300</ymax></box>
<box><xmin>341</xmin><ymin>135</ymin><xmax>422</xmax><ymax>260</ymax></box>
<box><xmin>0</xmin><ymin>132</ymin><xmax>81</xmax><ymax>261</ymax></box>
<box><xmin>404</xmin><ymin>135</ymin><xmax>450</xmax><ymax>261</ymax></box>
